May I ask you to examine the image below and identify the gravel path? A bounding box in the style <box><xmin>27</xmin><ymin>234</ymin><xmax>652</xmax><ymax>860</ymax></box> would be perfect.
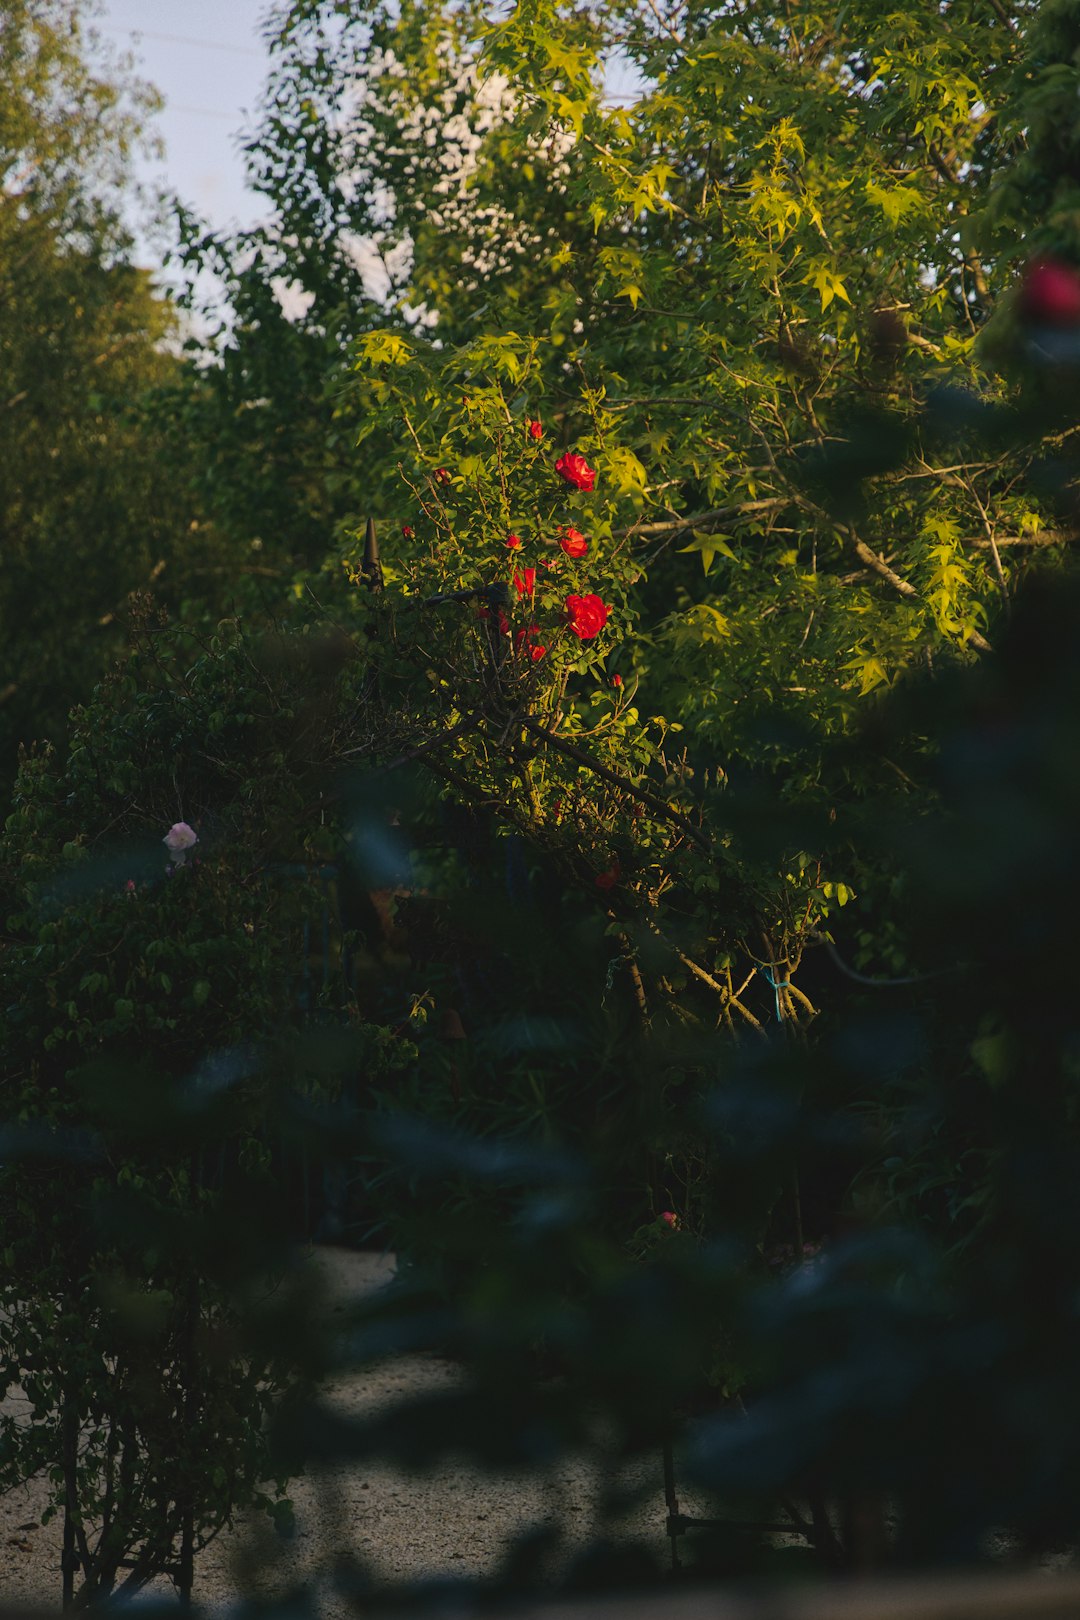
<box><xmin>0</xmin><ymin>1249</ymin><xmax>686</xmax><ymax>1614</ymax></box>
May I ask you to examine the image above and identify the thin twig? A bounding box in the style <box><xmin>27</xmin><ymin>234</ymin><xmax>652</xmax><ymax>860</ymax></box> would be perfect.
<box><xmin>965</xmin><ymin>479</ymin><xmax>1009</xmax><ymax>608</ymax></box>
<box><xmin>340</xmin><ymin>713</ymin><xmax>478</xmax><ymax>768</ymax></box>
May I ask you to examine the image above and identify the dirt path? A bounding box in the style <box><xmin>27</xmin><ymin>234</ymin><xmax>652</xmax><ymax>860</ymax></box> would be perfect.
<box><xmin>0</xmin><ymin>1248</ymin><xmax>686</xmax><ymax>1613</ymax></box>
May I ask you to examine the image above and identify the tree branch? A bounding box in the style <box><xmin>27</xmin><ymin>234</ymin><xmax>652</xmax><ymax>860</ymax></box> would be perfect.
<box><xmin>851</xmin><ymin>537</ymin><xmax>918</xmax><ymax>599</ymax></box>
<box><xmin>518</xmin><ymin>714</ymin><xmax>711</xmax><ymax>850</ymax></box>
<box><xmin>849</xmin><ymin>535</ymin><xmax>993</xmax><ymax>653</ymax></box>
<box><xmin>621</xmin><ymin>498</ymin><xmax>788</xmax><ymax>538</ymax></box>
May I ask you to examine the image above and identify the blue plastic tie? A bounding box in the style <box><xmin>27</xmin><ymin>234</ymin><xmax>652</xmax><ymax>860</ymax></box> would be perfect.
<box><xmin>759</xmin><ymin>965</ymin><xmax>791</xmax><ymax>1023</ymax></box>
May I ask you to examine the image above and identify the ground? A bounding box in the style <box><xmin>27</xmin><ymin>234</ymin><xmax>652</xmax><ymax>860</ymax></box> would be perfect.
<box><xmin>0</xmin><ymin>1248</ymin><xmax>694</xmax><ymax>1613</ymax></box>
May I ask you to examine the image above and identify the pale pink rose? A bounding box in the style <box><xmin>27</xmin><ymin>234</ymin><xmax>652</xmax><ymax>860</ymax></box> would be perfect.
<box><xmin>163</xmin><ymin>821</ymin><xmax>198</xmax><ymax>865</ymax></box>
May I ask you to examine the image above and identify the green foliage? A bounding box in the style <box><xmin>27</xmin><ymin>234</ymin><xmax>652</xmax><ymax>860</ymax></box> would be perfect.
<box><xmin>0</xmin><ymin>616</ymin><xmax>399</xmax><ymax>1601</ymax></box>
<box><xmin>170</xmin><ymin>0</ymin><xmax>1078</xmax><ymax>1235</ymax></box>
<box><xmin>10</xmin><ymin>0</ymin><xmax>1080</xmax><ymax>1600</ymax></box>
<box><xmin>182</xmin><ymin>0</ymin><xmax>1046</xmax><ymax>970</ymax></box>
<box><xmin>980</xmin><ymin>0</ymin><xmax>1080</xmax><ymax>259</ymax></box>
<box><xmin>158</xmin><ymin>18</ymin><xmax>1080</xmax><ymax>1592</ymax></box>
<box><xmin>263</xmin><ymin>562</ymin><xmax>1080</xmax><ymax>1587</ymax></box>
<box><xmin>0</xmin><ymin>0</ymin><xmax>248</xmax><ymax>792</ymax></box>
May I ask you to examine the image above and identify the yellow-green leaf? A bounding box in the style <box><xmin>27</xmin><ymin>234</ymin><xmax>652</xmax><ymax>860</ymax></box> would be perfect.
<box><xmin>355</xmin><ymin>330</ymin><xmax>413</xmax><ymax>367</ymax></box>
<box><xmin>804</xmin><ymin>265</ymin><xmax>851</xmax><ymax>312</ymax></box>
<box><xmin>865</xmin><ymin>178</ymin><xmax>926</xmax><ymax>227</ymax></box>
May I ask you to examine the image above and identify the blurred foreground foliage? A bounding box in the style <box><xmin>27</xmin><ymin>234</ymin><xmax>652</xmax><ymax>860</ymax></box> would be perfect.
<box><xmin>6</xmin><ymin>0</ymin><xmax>1080</xmax><ymax>1608</ymax></box>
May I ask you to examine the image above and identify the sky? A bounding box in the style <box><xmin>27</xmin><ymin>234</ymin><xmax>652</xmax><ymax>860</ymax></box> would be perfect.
<box><xmin>93</xmin><ymin>0</ymin><xmax>644</xmax><ymax>309</ymax></box>
<box><xmin>97</xmin><ymin>0</ymin><xmax>276</xmax><ymax>262</ymax></box>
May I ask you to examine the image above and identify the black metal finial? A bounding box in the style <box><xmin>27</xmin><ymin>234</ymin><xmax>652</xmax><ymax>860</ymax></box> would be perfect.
<box><xmin>364</xmin><ymin>516</ymin><xmax>384</xmax><ymax>593</ymax></box>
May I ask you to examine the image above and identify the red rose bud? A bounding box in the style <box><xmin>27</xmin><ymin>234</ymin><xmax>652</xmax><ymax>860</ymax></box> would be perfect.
<box><xmin>611</xmin><ymin>673</ymin><xmax>622</xmax><ymax>687</ymax></box>
<box><xmin>1020</xmin><ymin>257</ymin><xmax>1080</xmax><ymax>327</ymax></box>
<box><xmin>515</xmin><ymin>622</ymin><xmax>547</xmax><ymax>661</ymax></box>
<box><xmin>555</xmin><ymin>450</ymin><xmax>596</xmax><ymax>491</ymax></box>
<box><xmin>559</xmin><ymin>525</ymin><xmax>589</xmax><ymax>559</ymax></box>
<box><xmin>402</xmin><ymin>524</ymin><xmax>415</xmax><ymax>539</ymax></box>
<box><xmin>514</xmin><ymin>568</ymin><xmax>536</xmax><ymax>597</ymax></box>
<box><xmin>435</xmin><ymin>467</ymin><xmax>451</xmax><ymax>485</ymax></box>
<box><xmin>506</xmin><ymin>533</ymin><xmax>522</xmax><ymax>550</ymax></box>
<box><xmin>594</xmin><ymin>861</ymin><xmax>620</xmax><ymax>891</ymax></box>
<box><xmin>566</xmin><ymin>592</ymin><xmax>611</xmax><ymax>639</ymax></box>
<box><xmin>527</xmin><ymin>419</ymin><xmax>544</xmax><ymax>441</ymax></box>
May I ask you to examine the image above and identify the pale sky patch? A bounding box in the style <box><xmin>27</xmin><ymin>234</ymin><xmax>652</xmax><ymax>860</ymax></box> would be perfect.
<box><xmin>98</xmin><ymin>0</ymin><xmax>274</xmax><ymax>262</ymax></box>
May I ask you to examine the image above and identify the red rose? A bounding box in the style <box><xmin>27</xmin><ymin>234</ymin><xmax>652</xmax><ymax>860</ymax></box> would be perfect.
<box><xmin>401</xmin><ymin>524</ymin><xmax>415</xmax><ymax>539</ymax></box>
<box><xmin>1020</xmin><ymin>257</ymin><xmax>1080</xmax><ymax>326</ymax></box>
<box><xmin>515</xmin><ymin>622</ymin><xmax>547</xmax><ymax>661</ymax></box>
<box><xmin>611</xmin><ymin>673</ymin><xmax>622</xmax><ymax>688</ymax></box>
<box><xmin>435</xmin><ymin>467</ymin><xmax>451</xmax><ymax>485</ymax></box>
<box><xmin>506</xmin><ymin>533</ymin><xmax>522</xmax><ymax>550</ymax></box>
<box><xmin>659</xmin><ymin>1210</ymin><xmax>678</xmax><ymax>1228</ymax></box>
<box><xmin>594</xmin><ymin>861</ymin><xmax>620</xmax><ymax>891</ymax></box>
<box><xmin>559</xmin><ymin>526</ymin><xmax>589</xmax><ymax>560</ymax></box>
<box><xmin>514</xmin><ymin>568</ymin><xmax>536</xmax><ymax>597</ymax></box>
<box><xmin>555</xmin><ymin>451</ymin><xmax>596</xmax><ymax>491</ymax></box>
<box><xmin>527</xmin><ymin>419</ymin><xmax>544</xmax><ymax>441</ymax></box>
<box><xmin>566</xmin><ymin>593</ymin><xmax>610</xmax><ymax>639</ymax></box>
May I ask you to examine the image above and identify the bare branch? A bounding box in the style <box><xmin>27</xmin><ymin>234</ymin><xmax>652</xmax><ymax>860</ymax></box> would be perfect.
<box><xmin>851</xmin><ymin>537</ymin><xmax>918</xmax><ymax>599</ymax></box>
<box><xmin>988</xmin><ymin>0</ymin><xmax>1018</xmax><ymax>32</ymax></box>
<box><xmin>621</xmin><ymin>498</ymin><xmax>787</xmax><ymax>539</ymax></box>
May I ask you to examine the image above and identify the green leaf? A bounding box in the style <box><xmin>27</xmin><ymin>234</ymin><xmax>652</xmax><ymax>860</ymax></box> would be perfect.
<box><xmin>599</xmin><ymin>446</ymin><xmax>648</xmax><ymax>499</ymax></box>
<box><xmin>865</xmin><ymin>178</ymin><xmax>926</xmax><ymax>227</ymax></box>
<box><xmin>533</xmin><ymin>27</ymin><xmax>595</xmax><ymax>86</ymax></box>
<box><xmin>804</xmin><ymin>264</ymin><xmax>852</xmax><ymax>312</ymax></box>
<box><xmin>355</xmin><ymin>330</ymin><xmax>413</xmax><ymax>368</ymax></box>
<box><xmin>677</xmin><ymin>531</ymin><xmax>737</xmax><ymax>574</ymax></box>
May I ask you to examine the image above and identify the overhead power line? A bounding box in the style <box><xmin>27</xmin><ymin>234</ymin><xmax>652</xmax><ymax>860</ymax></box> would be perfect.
<box><xmin>170</xmin><ymin>104</ymin><xmax>239</xmax><ymax>121</ymax></box>
<box><xmin>102</xmin><ymin>24</ymin><xmax>262</xmax><ymax>58</ymax></box>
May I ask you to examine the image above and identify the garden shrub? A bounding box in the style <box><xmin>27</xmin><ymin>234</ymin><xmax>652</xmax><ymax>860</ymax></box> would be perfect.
<box><xmin>0</xmin><ymin>612</ymin><xmax>402</xmax><ymax>1602</ymax></box>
